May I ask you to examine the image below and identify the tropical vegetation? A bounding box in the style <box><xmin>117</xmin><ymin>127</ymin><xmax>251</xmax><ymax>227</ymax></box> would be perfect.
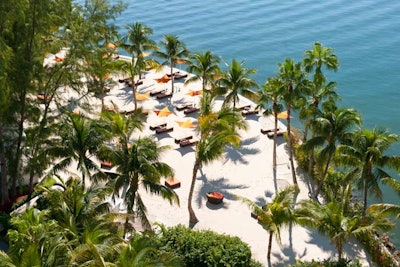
<box><xmin>0</xmin><ymin>0</ymin><xmax>400</xmax><ymax>266</ymax></box>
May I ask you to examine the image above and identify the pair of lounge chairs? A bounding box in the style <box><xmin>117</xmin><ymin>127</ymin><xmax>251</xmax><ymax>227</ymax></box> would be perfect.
<box><xmin>156</xmin><ymin>91</ymin><xmax>173</xmax><ymax>99</ymax></box>
<box><xmin>179</xmin><ymin>138</ymin><xmax>197</xmax><ymax>147</ymax></box>
<box><xmin>174</xmin><ymin>135</ymin><xmax>193</xmax><ymax>144</ymax></box>
<box><xmin>175</xmin><ymin>103</ymin><xmax>193</xmax><ymax>111</ymax></box>
<box><xmin>166</xmin><ymin>72</ymin><xmax>188</xmax><ymax>80</ymax></box>
<box><xmin>241</xmin><ymin>109</ymin><xmax>258</xmax><ymax>116</ymax></box>
<box><xmin>150</xmin><ymin>88</ymin><xmax>166</xmax><ymax>96</ymax></box>
<box><xmin>261</xmin><ymin>128</ymin><xmax>285</xmax><ymax>138</ymax></box>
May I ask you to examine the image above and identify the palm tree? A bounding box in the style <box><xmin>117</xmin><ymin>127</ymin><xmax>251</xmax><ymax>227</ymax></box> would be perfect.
<box><xmin>299</xmin><ymin>79</ymin><xmax>339</xmax><ymax>176</ymax></box>
<box><xmin>2</xmin><ymin>208</ymin><xmax>70</xmax><ymax>266</ymax></box>
<box><xmin>297</xmin><ymin>184</ymin><xmax>394</xmax><ymax>261</ymax></box>
<box><xmin>304</xmin><ymin>107</ymin><xmax>361</xmax><ymax>199</ymax></box>
<box><xmin>120</xmin><ymin>22</ymin><xmax>158</xmax><ymax>78</ymax></box>
<box><xmin>99</xmin><ymin>111</ymin><xmax>178</xmax><ymax>232</ymax></box>
<box><xmin>120</xmin><ymin>22</ymin><xmax>159</xmax><ymax>109</ymax></box>
<box><xmin>257</xmin><ymin>77</ymin><xmax>285</xmax><ymax>169</ymax></box>
<box><xmin>240</xmin><ymin>185</ymin><xmax>298</xmax><ymax>259</ymax></box>
<box><xmin>106</xmin><ymin>136</ymin><xmax>179</xmax><ymax>233</ymax></box>
<box><xmin>219</xmin><ymin>59</ymin><xmax>258</xmax><ymax>108</ymax></box>
<box><xmin>157</xmin><ymin>35</ymin><xmax>189</xmax><ymax>95</ymax></box>
<box><xmin>49</xmin><ymin>113</ymin><xmax>106</xmax><ymax>188</ymax></box>
<box><xmin>338</xmin><ymin>128</ymin><xmax>400</xmax><ymax>215</ymax></box>
<box><xmin>39</xmin><ymin>176</ymin><xmax>121</xmax><ymax>266</ymax></box>
<box><xmin>188</xmin><ymin>97</ymin><xmax>248</xmax><ymax>223</ymax></box>
<box><xmin>83</xmin><ymin>47</ymin><xmax>119</xmax><ymax>111</ymax></box>
<box><xmin>185</xmin><ymin>50</ymin><xmax>221</xmax><ymax>92</ymax></box>
<box><xmin>303</xmin><ymin>42</ymin><xmax>339</xmax><ymax>86</ymax></box>
<box><xmin>277</xmin><ymin>58</ymin><xmax>306</xmax><ymax>185</ymax></box>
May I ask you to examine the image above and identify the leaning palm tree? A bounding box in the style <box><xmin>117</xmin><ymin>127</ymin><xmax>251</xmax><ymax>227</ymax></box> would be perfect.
<box><xmin>304</xmin><ymin>107</ymin><xmax>361</xmax><ymax>199</ymax></box>
<box><xmin>239</xmin><ymin>185</ymin><xmax>298</xmax><ymax>260</ymax></box>
<box><xmin>277</xmin><ymin>58</ymin><xmax>306</xmax><ymax>185</ymax></box>
<box><xmin>49</xmin><ymin>113</ymin><xmax>106</xmax><ymax>188</ymax></box>
<box><xmin>219</xmin><ymin>59</ymin><xmax>258</xmax><ymax>108</ymax></box>
<box><xmin>338</xmin><ymin>128</ymin><xmax>400</xmax><ymax>215</ymax></box>
<box><xmin>257</xmin><ymin>77</ymin><xmax>285</xmax><ymax>169</ymax></box>
<box><xmin>185</xmin><ymin>50</ymin><xmax>221</xmax><ymax>92</ymax></box>
<box><xmin>297</xmin><ymin>184</ymin><xmax>394</xmax><ymax>261</ymax></box>
<box><xmin>157</xmin><ymin>35</ymin><xmax>189</xmax><ymax>95</ymax></box>
<box><xmin>188</xmin><ymin>97</ymin><xmax>248</xmax><ymax>223</ymax></box>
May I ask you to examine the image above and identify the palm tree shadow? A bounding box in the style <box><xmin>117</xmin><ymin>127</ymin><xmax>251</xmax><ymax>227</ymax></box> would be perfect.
<box><xmin>223</xmin><ymin>137</ymin><xmax>261</xmax><ymax>165</ymax></box>
<box><xmin>195</xmin><ymin>174</ymin><xmax>249</xmax><ymax>209</ymax></box>
<box><xmin>175</xmin><ymin>146</ymin><xmax>195</xmax><ymax>157</ymax></box>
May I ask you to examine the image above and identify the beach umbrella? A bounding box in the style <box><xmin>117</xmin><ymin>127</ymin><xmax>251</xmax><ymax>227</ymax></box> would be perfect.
<box><xmin>275</xmin><ymin>110</ymin><xmax>292</xmax><ymax>119</ymax></box>
<box><xmin>155</xmin><ymin>74</ymin><xmax>171</xmax><ymax>89</ymax></box>
<box><xmin>154</xmin><ymin>106</ymin><xmax>173</xmax><ymax>117</ymax></box>
<box><xmin>176</xmin><ymin>118</ymin><xmax>197</xmax><ymax>129</ymax></box>
<box><xmin>186</xmin><ymin>89</ymin><xmax>202</xmax><ymax>97</ymax></box>
<box><xmin>135</xmin><ymin>92</ymin><xmax>150</xmax><ymax>101</ymax></box>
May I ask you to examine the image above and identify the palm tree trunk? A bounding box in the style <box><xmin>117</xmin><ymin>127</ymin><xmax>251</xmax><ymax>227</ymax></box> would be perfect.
<box><xmin>362</xmin><ymin>164</ymin><xmax>371</xmax><ymax>216</ymax></box>
<box><xmin>267</xmin><ymin>231</ymin><xmax>273</xmax><ymax>259</ymax></box>
<box><xmin>170</xmin><ymin>63</ymin><xmax>174</xmax><ymax>95</ymax></box>
<box><xmin>132</xmin><ymin>79</ymin><xmax>137</xmax><ymax>110</ymax></box>
<box><xmin>315</xmin><ymin>151</ymin><xmax>333</xmax><ymax>199</ymax></box>
<box><xmin>286</xmin><ymin>107</ymin><xmax>297</xmax><ymax>185</ymax></box>
<box><xmin>188</xmin><ymin>158</ymin><xmax>200</xmax><ymax>224</ymax></box>
<box><xmin>272</xmin><ymin>104</ymin><xmax>278</xmax><ymax>169</ymax></box>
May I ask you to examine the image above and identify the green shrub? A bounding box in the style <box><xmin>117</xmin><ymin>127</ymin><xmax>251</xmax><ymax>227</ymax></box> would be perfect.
<box><xmin>156</xmin><ymin>224</ymin><xmax>259</xmax><ymax>267</ymax></box>
<box><xmin>289</xmin><ymin>258</ymin><xmax>361</xmax><ymax>267</ymax></box>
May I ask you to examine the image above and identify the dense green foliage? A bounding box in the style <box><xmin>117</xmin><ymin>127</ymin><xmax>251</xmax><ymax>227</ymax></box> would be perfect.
<box><xmin>156</xmin><ymin>224</ymin><xmax>260</xmax><ymax>267</ymax></box>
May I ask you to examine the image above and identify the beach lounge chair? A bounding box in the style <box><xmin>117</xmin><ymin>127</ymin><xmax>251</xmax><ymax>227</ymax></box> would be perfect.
<box><xmin>179</xmin><ymin>138</ymin><xmax>197</xmax><ymax>147</ymax></box>
<box><xmin>241</xmin><ymin>109</ymin><xmax>258</xmax><ymax>116</ymax></box>
<box><xmin>175</xmin><ymin>103</ymin><xmax>192</xmax><ymax>111</ymax></box>
<box><xmin>156</xmin><ymin>91</ymin><xmax>173</xmax><ymax>99</ymax></box>
<box><xmin>150</xmin><ymin>88</ymin><xmax>166</xmax><ymax>96</ymax></box>
<box><xmin>261</xmin><ymin>128</ymin><xmax>279</xmax><ymax>134</ymax></box>
<box><xmin>173</xmin><ymin>73</ymin><xmax>188</xmax><ymax>80</ymax></box>
<box><xmin>165</xmin><ymin>177</ymin><xmax>181</xmax><ymax>189</ymax></box>
<box><xmin>237</xmin><ymin>104</ymin><xmax>251</xmax><ymax>110</ymax></box>
<box><xmin>150</xmin><ymin>123</ymin><xmax>167</xmax><ymax>130</ymax></box>
<box><xmin>266</xmin><ymin>129</ymin><xmax>285</xmax><ymax>138</ymax></box>
<box><xmin>155</xmin><ymin>126</ymin><xmax>174</xmax><ymax>134</ymax></box>
<box><xmin>128</xmin><ymin>80</ymin><xmax>143</xmax><ymax>87</ymax></box>
<box><xmin>175</xmin><ymin>135</ymin><xmax>193</xmax><ymax>144</ymax></box>
<box><xmin>184</xmin><ymin>107</ymin><xmax>199</xmax><ymax>114</ymax></box>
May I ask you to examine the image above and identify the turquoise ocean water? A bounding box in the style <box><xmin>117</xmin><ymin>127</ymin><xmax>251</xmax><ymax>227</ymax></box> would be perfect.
<box><xmin>112</xmin><ymin>0</ymin><xmax>400</xmax><ymax>244</ymax></box>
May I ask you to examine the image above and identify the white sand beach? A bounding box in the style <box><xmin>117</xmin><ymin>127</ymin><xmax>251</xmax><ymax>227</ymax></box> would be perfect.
<box><xmin>46</xmin><ymin>54</ymin><xmax>372</xmax><ymax>266</ymax></box>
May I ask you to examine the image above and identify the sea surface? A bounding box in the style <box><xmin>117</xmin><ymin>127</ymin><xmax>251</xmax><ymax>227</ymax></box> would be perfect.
<box><xmin>111</xmin><ymin>0</ymin><xmax>400</xmax><ymax>246</ymax></box>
